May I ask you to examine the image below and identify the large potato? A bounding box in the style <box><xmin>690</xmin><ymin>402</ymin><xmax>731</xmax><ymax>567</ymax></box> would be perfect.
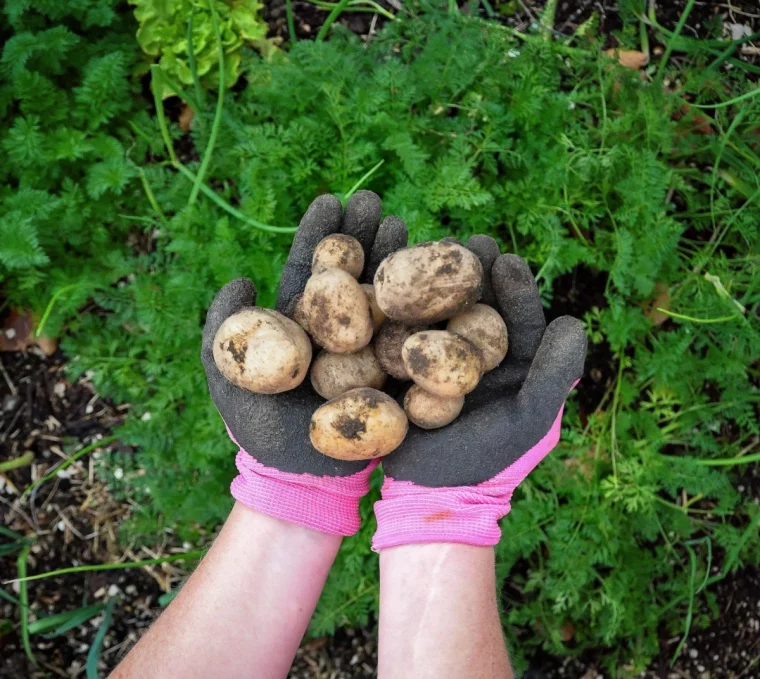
<box><xmin>213</xmin><ymin>308</ymin><xmax>312</xmax><ymax>394</ymax></box>
<box><xmin>447</xmin><ymin>304</ymin><xmax>508</xmax><ymax>372</ymax></box>
<box><xmin>402</xmin><ymin>330</ymin><xmax>483</xmax><ymax>397</ymax></box>
<box><xmin>374</xmin><ymin>322</ymin><xmax>423</xmax><ymax>381</ymax></box>
<box><xmin>301</xmin><ymin>268</ymin><xmax>373</xmax><ymax>353</ymax></box>
<box><xmin>361</xmin><ymin>283</ymin><xmax>386</xmax><ymax>331</ymax></box>
<box><xmin>312</xmin><ymin>234</ymin><xmax>365</xmax><ymax>278</ymax></box>
<box><xmin>310</xmin><ymin>387</ymin><xmax>408</xmax><ymax>460</ymax></box>
<box><xmin>373</xmin><ymin>241</ymin><xmax>483</xmax><ymax>324</ymax></box>
<box><xmin>404</xmin><ymin>384</ymin><xmax>464</xmax><ymax>430</ymax></box>
<box><xmin>311</xmin><ymin>346</ymin><xmax>387</xmax><ymax>400</ymax></box>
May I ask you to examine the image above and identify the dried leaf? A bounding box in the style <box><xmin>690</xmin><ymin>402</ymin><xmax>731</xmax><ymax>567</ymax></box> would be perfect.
<box><xmin>673</xmin><ymin>104</ymin><xmax>715</xmax><ymax>136</ymax></box>
<box><xmin>605</xmin><ymin>49</ymin><xmax>649</xmax><ymax>69</ymax></box>
<box><xmin>0</xmin><ymin>309</ymin><xmax>58</xmax><ymax>354</ymax></box>
<box><xmin>643</xmin><ymin>283</ymin><xmax>671</xmax><ymax>326</ymax></box>
<box><xmin>179</xmin><ymin>105</ymin><xmax>194</xmax><ymax>132</ymax></box>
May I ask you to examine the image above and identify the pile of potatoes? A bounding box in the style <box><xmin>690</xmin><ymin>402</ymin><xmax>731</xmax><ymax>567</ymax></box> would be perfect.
<box><xmin>213</xmin><ymin>235</ymin><xmax>508</xmax><ymax>461</ymax></box>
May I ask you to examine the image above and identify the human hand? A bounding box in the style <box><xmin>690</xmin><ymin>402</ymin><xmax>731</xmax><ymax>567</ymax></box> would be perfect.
<box><xmin>201</xmin><ymin>191</ymin><xmax>407</xmax><ymax>535</ymax></box>
<box><xmin>373</xmin><ymin>237</ymin><xmax>587</xmax><ymax>548</ymax></box>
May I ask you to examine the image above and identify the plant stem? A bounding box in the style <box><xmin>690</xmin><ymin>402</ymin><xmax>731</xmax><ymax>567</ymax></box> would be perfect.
<box><xmin>696</xmin><ymin>452</ymin><xmax>760</xmax><ymax>467</ymax></box>
<box><xmin>189</xmin><ymin>0</ymin><xmax>224</xmax><ymax>206</ymax></box>
<box><xmin>286</xmin><ymin>0</ymin><xmax>297</xmax><ymax>42</ymax></box>
<box><xmin>86</xmin><ymin>599</ymin><xmax>114</xmax><ymax>679</ymax></box>
<box><xmin>18</xmin><ymin>544</ymin><xmax>37</xmax><ymax>667</ymax></box>
<box><xmin>342</xmin><ymin>159</ymin><xmax>384</xmax><ymax>205</ymax></box>
<box><xmin>0</xmin><ymin>451</ymin><xmax>34</xmax><ymax>473</ymax></box>
<box><xmin>6</xmin><ymin>552</ymin><xmax>205</xmax><ymax>584</ymax></box>
<box><xmin>656</xmin><ymin>0</ymin><xmax>696</xmax><ymax>80</ymax></box>
<box><xmin>316</xmin><ymin>0</ymin><xmax>352</xmax><ymax>40</ymax></box>
<box><xmin>22</xmin><ymin>436</ymin><xmax>117</xmax><ymax>500</ymax></box>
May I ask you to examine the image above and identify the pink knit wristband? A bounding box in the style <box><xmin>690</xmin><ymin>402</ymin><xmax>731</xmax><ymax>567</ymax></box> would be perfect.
<box><xmin>372</xmin><ymin>406</ymin><xmax>566</xmax><ymax>550</ymax></box>
<box><xmin>230</xmin><ymin>450</ymin><xmax>377</xmax><ymax>537</ymax></box>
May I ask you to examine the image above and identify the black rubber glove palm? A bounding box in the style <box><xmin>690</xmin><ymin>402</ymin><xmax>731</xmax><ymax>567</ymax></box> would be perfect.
<box><xmin>201</xmin><ymin>192</ymin><xmax>407</xmax><ymax>476</ymax></box>
<box><xmin>382</xmin><ymin>236</ymin><xmax>588</xmax><ymax>487</ymax></box>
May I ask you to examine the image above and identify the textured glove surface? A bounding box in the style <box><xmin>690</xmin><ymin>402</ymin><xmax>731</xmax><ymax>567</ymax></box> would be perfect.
<box><xmin>201</xmin><ymin>191</ymin><xmax>408</xmax><ymax>477</ymax></box>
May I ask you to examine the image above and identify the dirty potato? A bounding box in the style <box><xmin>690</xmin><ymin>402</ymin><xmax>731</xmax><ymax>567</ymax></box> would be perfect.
<box><xmin>310</xmin><ymin>387</ymin><xmax>408</xmax><ymax>460</ymax></box>
<box><xmin>403</xmin><ymin>384</ymin><xmax>464</xmax><ymax>430</ymax></box>
<box><xmin>312</xmin><ymin>234</ymin><xmax>365</xmax><ymax>278</ymax></box>
<box><xmin>361</xmin><ymin>283</ymin><xmax>386</xmax><ymax>331</ymax></box>
<box><xmin>402</xmin><ymin>330</ymin><xmax>483</xmax><ymax>397</ymax></box>
<box><xmin>213</xmin><ymin>308</ymin><xmax>312</xmax><ymax>394</ymax></box>
<box><xmin>373</xmin><ymin>241</ymin><xmax>483</xmax><ymax>324</ymax></box>
<box><xmin>310</xmin><ymin>346</ymin><xmax>387</xmax><ymax>400</ymax></box>
<box><xmin>301</xmin><ymin>268</ymin><xmax>374</xmax><ymax>353</ymax></box>
<box><xmin>447</xmin><ymin>303</ymin><xmax>508</xmax><ymax>372</ymax></box>
<box><xmin>374</xmin><ymin>321</ymin><xmax>424</xmax><ymax>381</ymax></box>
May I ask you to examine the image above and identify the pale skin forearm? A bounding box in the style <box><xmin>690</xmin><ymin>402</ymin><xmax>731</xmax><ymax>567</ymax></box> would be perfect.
<box><xmin>110</xmin><ymin>503</ymin><xmax>342</xmax><ymax>679</ymax></box>
<box><xmin>378</xmin><ymin>543</ymin><xmax>513</xmax><ymax>679</ymax></box>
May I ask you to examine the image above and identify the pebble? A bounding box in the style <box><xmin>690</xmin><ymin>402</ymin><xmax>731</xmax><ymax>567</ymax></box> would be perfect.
<box><xmin>108</xmin><ymin>584</ymin><xmax>120</xmax><ymax>597</ymax></box>
<box><xmin>689</xmin><ymin>648</ymin><xmax>698</xmax><ymax>658</ymax></box>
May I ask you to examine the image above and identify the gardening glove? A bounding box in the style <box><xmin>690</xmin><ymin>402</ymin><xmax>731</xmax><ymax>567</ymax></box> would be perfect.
<box><xmin>373</xmin><ymin>237</ymin><xmax>587</xmax><ymax>549</ymax></box>
<box><xmin>202</xmin><ymin>192</ymin><xmax>407</xmax><ymax>536</ymax></box>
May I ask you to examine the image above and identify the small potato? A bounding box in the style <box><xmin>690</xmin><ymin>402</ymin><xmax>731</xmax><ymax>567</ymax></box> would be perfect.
<box><xmin>291</xmin><ymin>293</ymin><xmax>310</xmax><ymax>333</ymax></box>
<box><xmin>402</xmin><ymin>330</ymin><xmax>483</xmax><ymax>398</ymax></box>
<box><xmin>312</xmin><ymin>234</ymin><xmax>364</xmax><ymax>278</ymax></box>
<box><xmin>213</xmin><ymin>308</ymin><xmax>312</xmax><ymax>394</ymax></box>
<box><xmin>374</xmin><ymin>322</ymin><xmax>424</xmax><ymax>381</ymax></box>
<box><xmin>404</xmin><ymin>384</ymin><xmax>464</xmax><ymax>430</ymax></box>
<box><xmin>302</xmin><ymin>268</ymin><xmax>373</xmax><ymax>353</ymax></box>
<box><xmin>311</xmin><ymin>346</ymin><xmax>387</xmax><ymax>400</ymax></box>
<box><xmin>447</xmin><ymin>304</ymin><xmax>508</xmax><ymax>372</ymax></box>
<box><xmin>310</xmin><ymin>387</ymin><xmax>408</xmax><ymax>460</ymax></box>
<box><xmin>361</xmin><ymin>283</ymin><xmax>386</xmax><ymax>331</ymax></box>
<box><xmin>374</xmin><ymin>241</ymin><xmax>483</xmax><ymax>324</ymax></box>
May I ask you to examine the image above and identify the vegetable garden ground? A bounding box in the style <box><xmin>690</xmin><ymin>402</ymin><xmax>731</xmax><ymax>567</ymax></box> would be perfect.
<box><xmin>1</xmin><ymin>0</ymin><xmax>759</xmax><ymax>676</ymax></box>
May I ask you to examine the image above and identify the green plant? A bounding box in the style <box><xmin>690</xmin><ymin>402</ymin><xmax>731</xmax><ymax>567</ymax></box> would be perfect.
<box><xmin>129</xmin><ymin>0</ymin><xmax>271</xmax><ymax>90</ymax></box>
<box><xmin>2</xmin><ymin>1</ymin><xmax>759</xmax><ymax>673</ymax></box>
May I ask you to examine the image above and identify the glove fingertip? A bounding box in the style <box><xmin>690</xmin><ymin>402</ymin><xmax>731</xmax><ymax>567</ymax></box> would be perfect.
<box><xmin>343</xmin><ymin>190</ymin><xmax>383</xmax><ymax>253</ymax></box>
<box><xmin>364</xmin><ymin>215</ymin><xmax>408</xmax><ymax>282</ymax></box>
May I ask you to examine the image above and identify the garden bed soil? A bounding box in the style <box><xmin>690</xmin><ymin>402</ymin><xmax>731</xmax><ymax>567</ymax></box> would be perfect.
<box><xmin>2</xmin><ymin>295</ymin><xmax>759</xmax><ymax>677</ymax></box>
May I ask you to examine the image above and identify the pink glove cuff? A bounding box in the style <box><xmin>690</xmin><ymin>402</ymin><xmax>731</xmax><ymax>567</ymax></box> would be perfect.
<box><xmin>231</xmin><ymin>450</ymin><xmax>378</xmax><ymax>536</ymax></box>
<box><xmin>372</xmin><ymin>406</ymin><xmax>565</xmax><ymax>550</ymax></box>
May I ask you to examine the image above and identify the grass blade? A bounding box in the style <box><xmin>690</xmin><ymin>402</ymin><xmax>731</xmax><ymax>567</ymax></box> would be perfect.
<box><xmin>17</xmin><ymin>543</ymin><xmax>37</xmax><ymax>668</ymax></box>
<box><xmin>86</xmin><ymin>599</ymin><xmax>114</xmax><ymax>679</ymax></box>
<box><xmin>286</xmin><ymin>0</ymin><xmax>297</xmax><ymax>42</ymax></box>
<box><xmin>656</xmin><ymin>0</ymin><xmax>696</xmax><ymax>80</ymax></box>
<box><xmin>0</xmin><ymin>451</ymin><xmax>34</xmax><ymax>473</ymax></box>
<box><xmin>29</xmin><ymin>603</ymin><xmax>106</xmax><ymax>638</ymax></box>
<box><xmin>6</xmin><ymin>551</ymin><xmax>205</xmax><ymax>584</ymax></box>
<box><xmin>316</xmin><ymin>0</ymin><xmax>352</xmax><ymax>41</ymax></box>
<box><xmin>22</xmin><ymin>436</ymin><xmax>117</xmax><ymax>500</ymax></box>
<box><xmin>342</xmin><ymin>159</ymin><xmax>384</xmax><ymax>205</ymax></box>
<box><xmin>189</xmin><ymin>0</ymin><xmax>225</xmax><ymax>206</ymax></box>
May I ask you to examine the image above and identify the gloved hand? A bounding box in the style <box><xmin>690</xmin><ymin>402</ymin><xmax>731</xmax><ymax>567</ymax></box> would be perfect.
<box><xmin>202</xmin><ymin>192</ymin><xmax>407</xmax><ymax>536</ymax></box>
<box><xmin>373</xmin><ymin>236</ymin><xmax>587</xmax><ymax>549</ymax></box>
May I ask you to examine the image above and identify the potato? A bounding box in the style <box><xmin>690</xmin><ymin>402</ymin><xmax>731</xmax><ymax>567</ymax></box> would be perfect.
<box><xmin>373</xmin><ymin>241</ymin><xmax>483</xmax><ymax>324</ymax></box>
<box><xmin>310</xmin><ymin>387</ymin><xmax>408</xmax><ymax>460</ymax></box>
<box><xmin>310</xmin><ymin>346</ymin><xmax>387</xmax><ymax>400</ymax></box>
<box><xmin>312</xmin><ymin>234</ymin><xmax>364</xmax><ymax>278</ymax></box>
<box><xmin>291</xmin><ymin>293</ymin><xmax>310</xmax><ymax>333</ymax></box>
<box><xmin>301</xmin><ymin>268</ymin><xmax>373</xmax><ymax>353</ymax></box>
<box><xmin>374</xmin><ymin>322</ymin><xmax>424</xmax><ymax>381</ymax></box>
<box><xmin>213</xmin><ymin>308</ymin><xmax>312</xmax><ymax>394</ymax></box>
<box><xmin>402</xmin><ymin>330</ymin><xmax>483</xmax><ymax>397</ymax></box>
<box><xmin>403</xmin><ymin>384</ymin><xmax>464</xmax><ymax>430</ymax></box>
<box><xmin>361</xmin><ymin>283</ymin><xmax>386</xmax><ymax>331</ymax></box>
<box><xmin>447</xmin><ymin>304</ymin><xmax>508</xmax><ymax>372</ymax></box>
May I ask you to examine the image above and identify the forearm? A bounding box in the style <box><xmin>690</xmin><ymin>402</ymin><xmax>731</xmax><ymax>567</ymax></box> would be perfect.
<box><xmin>111</xmin><ymin>503</ymin><xmax>342</xmax><ymax>679</ymax></box>
<box><xmin>378</xmin><ymin>543</ymin><xmax>513</xmax><ymax>679</ymax></box>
